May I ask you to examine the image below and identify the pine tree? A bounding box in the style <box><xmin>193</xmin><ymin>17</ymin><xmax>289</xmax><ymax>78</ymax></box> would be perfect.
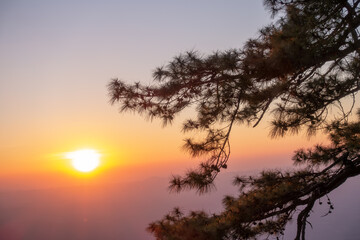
<box><xmin>108</xmin><ymin>0</ymin><xmax>360</xmax><ymax>239</ymax></box>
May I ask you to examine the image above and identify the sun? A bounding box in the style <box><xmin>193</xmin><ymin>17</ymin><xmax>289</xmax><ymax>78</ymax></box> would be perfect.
<box><xmin>66</xmin><ymin>149</ymin><xmax>101</xmax><ymax>172</ymax></box>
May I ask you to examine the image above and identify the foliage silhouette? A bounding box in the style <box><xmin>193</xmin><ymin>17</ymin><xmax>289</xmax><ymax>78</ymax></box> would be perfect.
<box><xmin>109</xmin><ymin>0</ymin><xmax>360</xmax><ymax>239</ymax></box>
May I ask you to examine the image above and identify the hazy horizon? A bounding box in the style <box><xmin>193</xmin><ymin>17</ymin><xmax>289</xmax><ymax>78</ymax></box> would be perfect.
<box><xmin>1</xmin><ymin>0</ymin><xmax>359</xmax><ymax>239</ymax></box>
<box><xmin>1</xmin><ymin>172</ymin><xmax>360</xmax><ymax>240</ymax></box>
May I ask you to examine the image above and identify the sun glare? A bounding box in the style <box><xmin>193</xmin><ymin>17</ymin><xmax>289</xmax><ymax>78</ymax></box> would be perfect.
<box><xmin>66</xmin><ymin>149</ymin><xmax>100</xmax><ymax>172</ymax></box>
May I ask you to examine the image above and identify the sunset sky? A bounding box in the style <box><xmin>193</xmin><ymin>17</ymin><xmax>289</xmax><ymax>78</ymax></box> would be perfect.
<box><xmin>0</xmin><ymin>0</ymin><xmax>330</xmax><ymax>191</ymax></box>
<box><xmin>2</xmin><ymin>1</ymin><xmax>360</xmax><ymax>240</ymax></box>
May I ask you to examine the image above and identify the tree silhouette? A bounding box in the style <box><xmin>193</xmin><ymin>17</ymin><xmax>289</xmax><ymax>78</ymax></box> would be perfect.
<box><xmin>109</xmin><ymin>0</ymin><xmax>360</xmax><ymax>239</ymax></box>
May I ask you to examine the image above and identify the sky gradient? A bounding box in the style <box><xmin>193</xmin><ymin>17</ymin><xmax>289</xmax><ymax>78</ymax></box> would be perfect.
<box><xmin>2</xmin><ymin>1</ymin><xmax>360</xmax><ymax>239</ymax></box>
<box><xmin>0</xmin><ymin>0</ymin><xmax>328</xmax><ymax>190</ymax></box>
